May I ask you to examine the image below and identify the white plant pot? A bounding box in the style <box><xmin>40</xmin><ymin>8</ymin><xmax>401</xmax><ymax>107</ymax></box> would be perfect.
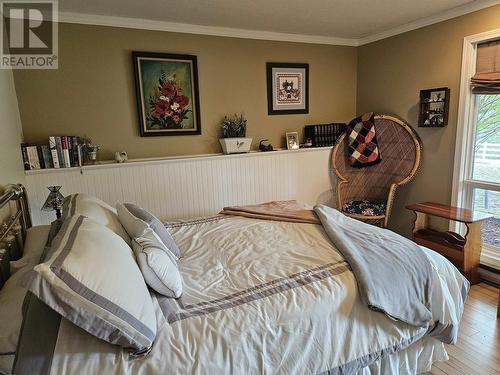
<box><xmin>219</xmin><ymin>137</ymin><xmax>252</xmax><ymax>154</ymax></box>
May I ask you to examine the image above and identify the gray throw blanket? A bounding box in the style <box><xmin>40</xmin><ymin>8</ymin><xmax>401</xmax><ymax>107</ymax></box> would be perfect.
<box><xmin>314</xmin><ymin>205</ymin><xmax>433</xmax><ymax>327</ymax></box>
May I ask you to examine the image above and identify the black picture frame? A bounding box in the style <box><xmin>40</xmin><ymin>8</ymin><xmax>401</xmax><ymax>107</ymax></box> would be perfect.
<box><xmin>266</xmin><ymin>62</ymin><xmax>309</xmax><ymax>115</ymax></box>
<box><xmin>418</xmin><ymin>87</ymin><xmax>450</xmax><ymax>128</ymax></box>
<box><xmin>133</xmin><ymin>51</ymin><xmax>202</xmax><ymax>136</ymax></box>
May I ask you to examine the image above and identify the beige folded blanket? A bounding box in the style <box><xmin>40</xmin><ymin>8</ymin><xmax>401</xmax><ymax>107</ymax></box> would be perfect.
<box><xmin>220</xmin><ymin>200</ymin><xmax>320</xmax><ymax>224</ymax></box>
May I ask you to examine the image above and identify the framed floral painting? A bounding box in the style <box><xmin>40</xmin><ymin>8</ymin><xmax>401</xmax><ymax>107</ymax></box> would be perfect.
<box><xmin>133</xmin><ymin>52</ymin><xmax>201</xmax><ymax>136</ymax></box>
<box><xmin>266</xmin><ymin>62</ymin><xmax>309</xmax><ymax>115</ymax></box>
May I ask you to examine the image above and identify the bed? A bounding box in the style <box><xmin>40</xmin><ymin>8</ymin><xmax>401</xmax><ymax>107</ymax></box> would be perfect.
<box><xmin>0</xmin><ymin>185</ymin><xmax>38</xmax><ymax>375</ymax></box>
<box><xmin>0</xmin><ymin>188</ymin><xmax>468</xmax><ymax>374</ymax></box>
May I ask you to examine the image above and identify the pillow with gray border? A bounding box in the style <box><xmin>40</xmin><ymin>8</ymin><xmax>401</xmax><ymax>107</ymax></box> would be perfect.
<box><xmin>123</xmin><ymin>203</ymin><xmax>181</xmax><ymax>258</ymax></box>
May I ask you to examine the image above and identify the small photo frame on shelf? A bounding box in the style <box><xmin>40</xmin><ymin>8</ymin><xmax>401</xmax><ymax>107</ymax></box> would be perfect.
<box><xmin>419</xmin><ymin>87</ymin><xmax>450</xmax><ymax>127</ymax></box>
<box><xmin>267</xmin><ymin>63</ymin><xmax>309</xmax><ymax>115</ymax></box>
<box><xmin>286</xmin><ymin>131</ymin><xmax>300</xmax><ymax>150</ymax></box>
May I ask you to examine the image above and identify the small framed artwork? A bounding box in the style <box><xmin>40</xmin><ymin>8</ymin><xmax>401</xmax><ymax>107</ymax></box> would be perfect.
<box><xmin>133</xmin><ymin>51</ymin><xmax>201</xmax><ymax>136</ymax></box>
<box><xmin>267</xmin><ymin>63</ymin><xmax>309</xmax><ymax>115</ymax></box>
<box><xmin>418</xmin><ymin>87</ymin><xmax>450</xmax><ymax>127</ymax></box>
<box><xmin>286</xmin><ymin>131</ymin><xmax>300</xmax><ymax>150</ymax></box>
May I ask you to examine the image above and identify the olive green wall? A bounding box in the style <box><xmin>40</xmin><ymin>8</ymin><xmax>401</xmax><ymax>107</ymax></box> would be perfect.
<box><xmin>14</xmin><ymin>23</ymin><xmax>357</xmax><ymax>160</ymax></box>
<box><xmin>357</xmin><ymin>5</ymin><xmax>500</xmax><ymax>236</ymax></box>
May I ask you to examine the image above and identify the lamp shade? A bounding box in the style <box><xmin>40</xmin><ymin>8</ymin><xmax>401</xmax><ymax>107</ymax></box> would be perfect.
<box><xmin>41</xmin><ymin>186</ymin><xmax>64</xmax><ymax>212</ymax></box>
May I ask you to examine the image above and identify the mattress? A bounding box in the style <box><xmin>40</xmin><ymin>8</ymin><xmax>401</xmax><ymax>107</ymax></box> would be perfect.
<box><xmin>15</xmin><ymin>216</ymin><xmax>466</xmax><ymax>374</ymax></box>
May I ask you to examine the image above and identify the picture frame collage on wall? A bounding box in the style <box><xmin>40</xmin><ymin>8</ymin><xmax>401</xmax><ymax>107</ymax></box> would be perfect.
<box><xmin>133</xmin><ymin>53</ymin><xmax>310</xmax><ymax>143</ymax></box>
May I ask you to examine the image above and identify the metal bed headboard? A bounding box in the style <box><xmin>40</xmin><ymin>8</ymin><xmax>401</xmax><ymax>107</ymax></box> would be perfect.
<box><xmin>0</xmin><ymin>184</ymin><xmax>32</xmax><ymax>289</ymax></box>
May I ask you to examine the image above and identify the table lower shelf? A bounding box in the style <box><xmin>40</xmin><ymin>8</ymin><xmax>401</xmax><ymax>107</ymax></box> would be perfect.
<box><xmin>413</xmin><ymin>228</ymin><xmax>480</xmax><ymax>284</ymax></box>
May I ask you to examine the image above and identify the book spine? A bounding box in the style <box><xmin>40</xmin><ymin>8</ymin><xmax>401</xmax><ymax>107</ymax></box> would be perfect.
<box><xmin>36</xmin><ymin>146</ymin><xmax>45</xmax><ymax>169</ymax></box>
<box><xmin>77</xmin><ymin>144</ymin><xmax>83</xmax><ymax>167</ymax></box>
<box><xmin>71</xmin><ymin>136</ymin><xmax>79</xmax><ymax>167</ymax></box>
<box><xmin>304</xmin><ymin>125</ymin><xmax>313</xmax><ymax>145</ymax></box>
<box><xmin>26</xmin><ymin>146</ymin><xmax>40</xmax><ymax>170</ymax></box>
<box><xmin>41</xmin><ymin>145</ymin><xmax>53</xmax><ymax>168</ymax></box>
<box><xmin>62</xmin><ymin>136</ymin><xmax>71</xmax><ymax>168</ymax></box>
<box><xmin>49</xmin><ymin>137</ymin><xmax>60</xmax><ymax>168</ymax></box>
<box><xmin>55</xmin><ymin>137</ymin><xmax>64</xmax><ymax>167</ymax></box>
<box><xmin>67</xmin><ymin>136</ymin><xmax>73</xmax><ymax>166</ymax></box>
<box><xmin>20</xmin><ymin>143</ymin><xmax>30</xmax><ymax>170</ymax></box>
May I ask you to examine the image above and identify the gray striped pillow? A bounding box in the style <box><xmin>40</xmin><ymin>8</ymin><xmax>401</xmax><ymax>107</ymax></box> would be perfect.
<box><xmin>123</xmin><ymin>203</ymin><xmax>180</xmax><ymax>258</ymax></box>
<box><xmin>20</xmin><ymin>215</ymin><xmax>157</xmax><ymax>353</ymax></box>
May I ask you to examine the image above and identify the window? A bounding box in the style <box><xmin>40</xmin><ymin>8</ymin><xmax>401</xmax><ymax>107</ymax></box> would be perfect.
<box><xmin>472</xmin><ymin>95</ymin><xmax>500</xmax><ymax>266</ymax></box>
<box><xmin>453</xmin><ymin>32</ymin><xmax>500</xmax><ymax>270</ymax></box>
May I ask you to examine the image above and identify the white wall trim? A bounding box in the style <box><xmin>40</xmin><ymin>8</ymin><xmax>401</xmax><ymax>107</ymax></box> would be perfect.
<box><xmin>24</xmin><ymin>147</ymin><xmax>336</xmax><ymax>225</ymax></box>
<box><xmin>58</xmin><ymin>11</ymin><xmax>359</xmax><ymax>46</ymax></box>
<box><xmin>451</xmin><ymin>27</ymin><xmax>500</xmax><ymax>217</ymax></box>
<box><xmin>58</xmin><ymin>0</ymin><xmax>500</xmax><ymax>47</ymax></box>
<box><xmin>24</xmin><ymin>147</ymin><xmax>333</xmax><ymax>175</ymax></box>
<box><xmin>450</xmin><ymin>34</ymin><xmax>478</xmax><ymax>214</ymax></box>
<box><xmin>482</xmin><ymin>243</ymin><xmax>500</xmax><ymax>270</ymax></box>
<box><xmin>358</xmin><ymin>0</ymin><xmax>500</xmax><ymax>45</ymax></box>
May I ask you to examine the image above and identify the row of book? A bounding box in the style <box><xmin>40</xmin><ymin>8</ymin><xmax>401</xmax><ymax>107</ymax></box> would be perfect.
<box><xmin>21</xmin><ymin>136</ymin><xmax>83</xmax><ymax>170</ymax></box>
<box><xmin>304</xmin><ymin>123</ymin><xmax>346</xmax><ymax>147</ymax></box>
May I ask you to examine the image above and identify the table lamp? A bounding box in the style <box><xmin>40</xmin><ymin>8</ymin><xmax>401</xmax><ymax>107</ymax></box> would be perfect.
<box><xmin>41</xmin><ymin>186</ymin><xmax>64</xmax><ymax>219</ymax></box>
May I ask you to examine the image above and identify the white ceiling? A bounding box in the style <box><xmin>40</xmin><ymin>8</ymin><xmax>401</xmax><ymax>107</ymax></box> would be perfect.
<box><xmin>58</xmin><ymin>0</ymin><xmax>500</xmax><ymax>45</ymax></box>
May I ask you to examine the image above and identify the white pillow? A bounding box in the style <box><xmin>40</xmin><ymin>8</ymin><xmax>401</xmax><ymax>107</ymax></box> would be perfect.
<box><xmin>121</xmin><ymin>203</ymin><xmax>181</xmax><ymax>259</ymax></box>
<box><xmin>62</xmin><ymin>193</ymin><xmax>130</xmax><ymax>244</ymax></box>
<box><xmin>116</xmin><ymin>202</ymin><xmax>149</xmax><ymax>238</ymax></box>
<box><xmin>20</xmin><ymin>215</ymin><xmax>157</xmax><ymax>352</ymax></box>
<box><xmin>117</xmin><ymin>203</ymin><xmax>179</xmax><ymax>260</ymax></box>
<box><xmin>132</xmin><ymin>228</ymin><xmax>183</xmax><ymax>298</ymax></box>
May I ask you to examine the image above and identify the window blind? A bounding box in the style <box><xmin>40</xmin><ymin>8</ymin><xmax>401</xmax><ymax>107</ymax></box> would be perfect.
<box><xmin>471</xmin><ymin>40</ymin><xmax>500</xmax><ymax>94</ymax></box>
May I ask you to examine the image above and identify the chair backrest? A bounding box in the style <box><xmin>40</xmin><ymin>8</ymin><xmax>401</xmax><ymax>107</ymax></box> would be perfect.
<box><xmin>332</xmin><ymin>114</ymin><xmax>422</xmax><ymax>213</ymax></box>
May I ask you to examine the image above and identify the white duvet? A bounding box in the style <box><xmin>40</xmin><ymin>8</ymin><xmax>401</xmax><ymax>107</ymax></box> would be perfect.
<box><xmin>48</xmin><ymin>216</ymin><xmax>467</xmax><ymax>375</ymax></box>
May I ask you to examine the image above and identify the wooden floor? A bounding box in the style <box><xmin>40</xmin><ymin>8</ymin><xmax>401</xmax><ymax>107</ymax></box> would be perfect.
<box><xmin>425</xmin><ymin>283</ymin><xmax>499</xmax><ymax>375</ymax></box>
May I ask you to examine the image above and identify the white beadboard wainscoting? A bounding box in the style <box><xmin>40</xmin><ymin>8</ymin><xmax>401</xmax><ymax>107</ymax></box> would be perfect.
<box><xmin>25</xmin><ymin>147</ymin><xmax>336</xmax><ymax>225</ymax></box>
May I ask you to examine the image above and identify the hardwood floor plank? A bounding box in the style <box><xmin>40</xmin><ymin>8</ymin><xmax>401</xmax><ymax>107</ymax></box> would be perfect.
<box><xmin>426</xmin><ymin>282</ymin><xmax>499</xmax><ymax>375</ymax></box>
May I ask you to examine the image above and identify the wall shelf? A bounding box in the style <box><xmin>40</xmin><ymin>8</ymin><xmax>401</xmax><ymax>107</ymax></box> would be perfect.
<box><xmin>24</xmin><ymin>147</ymin><xmax>334</xmax><ymax>175</ymax></box>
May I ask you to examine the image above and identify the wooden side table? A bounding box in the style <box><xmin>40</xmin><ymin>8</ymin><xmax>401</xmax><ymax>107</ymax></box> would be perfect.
<box><xmin>497</xmin><ymin>289</ymin><xmax>500</xmax><ymax>318</ymax></box>
<box><xmin>406</xmin><ymin>202</ymin><xmax>492</xmax><ymax>285</ymax></box>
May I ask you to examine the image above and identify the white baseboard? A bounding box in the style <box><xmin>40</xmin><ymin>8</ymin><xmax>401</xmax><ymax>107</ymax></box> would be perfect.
<box><xmin>479</xmin><ymin>266</ymin><xmax>500</xmax><ymax>287</ymax></box>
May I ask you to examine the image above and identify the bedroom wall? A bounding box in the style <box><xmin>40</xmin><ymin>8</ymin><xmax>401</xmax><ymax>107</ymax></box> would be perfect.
<box><xmin>0</xmin><ymin>68</ymin><xmax>25</xmax><ymax>220</ymax></box>
<box><xmin>14</xmin><ymin>23</ymin><xmax>357</xmax><ymax>160</ymax></box>
<box><xmin>0</xmin><ymin>68</ymin><xmax>25</xmax><ymax>189</ymax></box>
<box><xmin>357</xmin><ymin>4</ymin><xmax>500</xmax><ymax>237</ymax></box>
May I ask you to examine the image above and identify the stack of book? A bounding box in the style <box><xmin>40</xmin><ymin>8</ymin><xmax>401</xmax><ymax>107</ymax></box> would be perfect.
<box><xmin>304</xmin><ymin>123</ymin><xmax>346</xmax><ymax>147</ymax></box>
<box><xmin>21</xmin><ymin>136</ymin><xmax>84</xmax><ymax>170</ymax></box>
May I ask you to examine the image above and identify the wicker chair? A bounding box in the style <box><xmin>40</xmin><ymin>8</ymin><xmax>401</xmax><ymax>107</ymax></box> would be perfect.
<box><xmin>332</xmin><ymin>114</ymin><xmax>422</xmax><ymax>227</ymax></box>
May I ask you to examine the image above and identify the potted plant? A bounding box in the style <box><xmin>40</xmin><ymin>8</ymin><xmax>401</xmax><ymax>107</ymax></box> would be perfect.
<box><xmin>80</xmin><ymin>137</ymin><xmax>101</xmax><ymax>165</ymax></box>
<box><xmin>219</xmin><ymin>113</ymin><xmax>252</xmax><ymax>154</ymax></box>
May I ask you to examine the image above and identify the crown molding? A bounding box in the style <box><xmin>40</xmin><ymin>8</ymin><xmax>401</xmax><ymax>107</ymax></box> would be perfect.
<box><xmin>58</xmin><ymin>12</ymin><xmax>359</xmax><ymax>46</ymax></box>
<box><xmin>357</xmin><ymin>0</ymin><xmax>500</xmax><ymax>45</ymax></box>
<box><xmin>58</xmin><ymin>0</ymin><xmax>500</xmax><ymax>47</ymax></box>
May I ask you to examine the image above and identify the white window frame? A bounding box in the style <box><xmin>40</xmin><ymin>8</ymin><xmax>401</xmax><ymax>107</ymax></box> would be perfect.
<box><xmin>452</xmin><ymin>28</ymin><xmax>500</xmax><ymax>269</ymax></box>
